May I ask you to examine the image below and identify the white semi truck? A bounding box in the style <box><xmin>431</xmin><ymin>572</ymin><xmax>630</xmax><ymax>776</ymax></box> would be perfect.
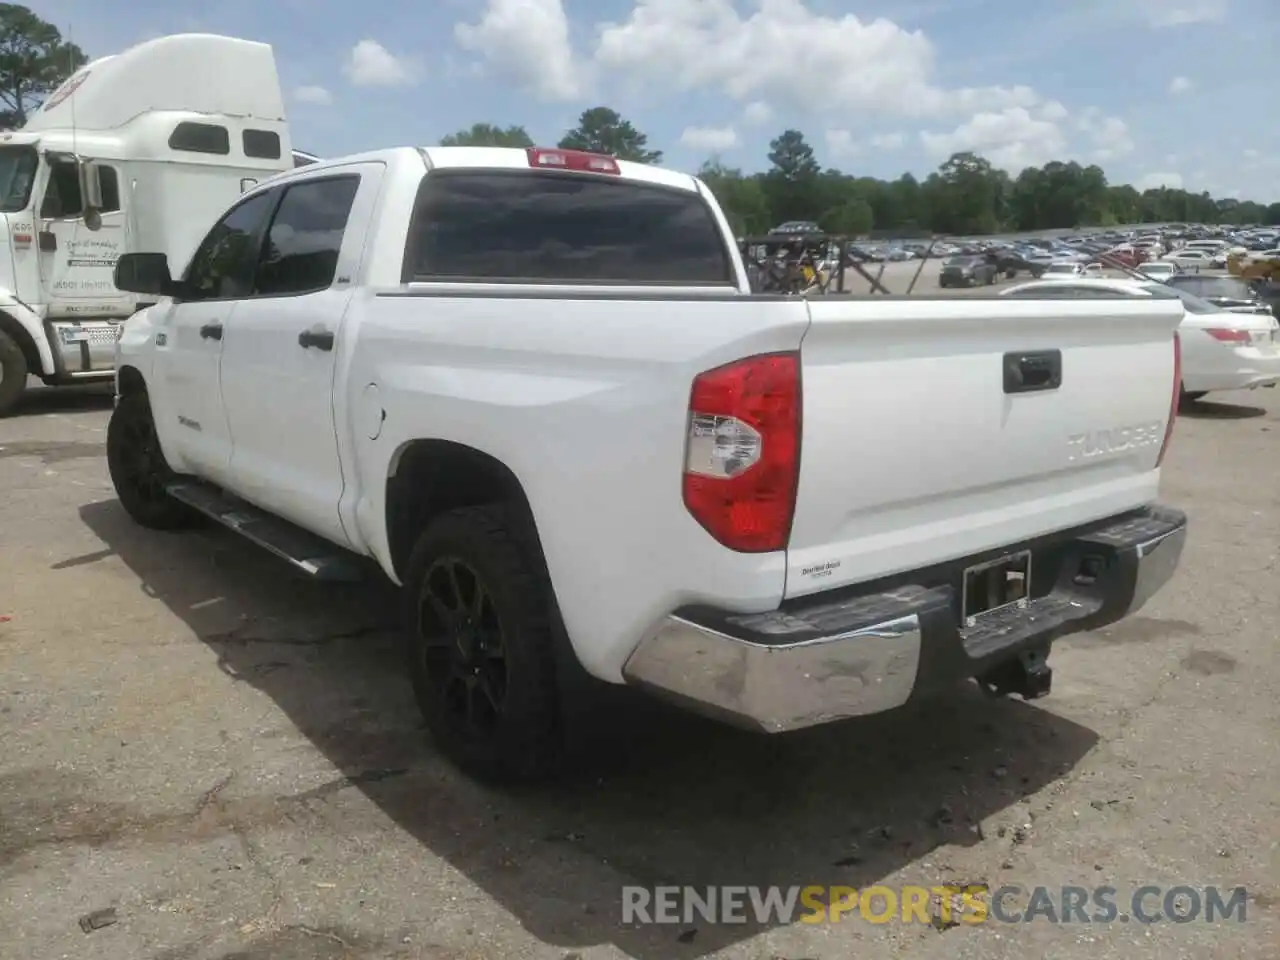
<box><xmin>0</xmin><ymin>33</ymin><xmax>319</xmax><ymax>414</ymax></box>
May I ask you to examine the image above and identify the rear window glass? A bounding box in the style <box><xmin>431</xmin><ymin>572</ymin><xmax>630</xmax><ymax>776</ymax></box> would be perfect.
<box><xmin>402</xmin><ymin>171</ymin><xmax>733</xmax><ymax>285</ymax></box>
<box><xmin>1168</xmin><ymin>276</ymin><xmax>1254</xmax><ymax>300</ymax></box>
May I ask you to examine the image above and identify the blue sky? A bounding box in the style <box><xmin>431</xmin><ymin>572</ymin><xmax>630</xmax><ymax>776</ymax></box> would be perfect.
<box><xmin>32</xmin><ymin>0</ymin><xmax>1280</xmax><ymax>201</ymax></box>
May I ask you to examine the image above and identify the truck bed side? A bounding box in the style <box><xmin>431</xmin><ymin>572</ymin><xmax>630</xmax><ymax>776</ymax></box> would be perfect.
<box><xmin>342</xmin><ymin>290</ymin><xmax>809</xmax><ymax>679</ymax></box>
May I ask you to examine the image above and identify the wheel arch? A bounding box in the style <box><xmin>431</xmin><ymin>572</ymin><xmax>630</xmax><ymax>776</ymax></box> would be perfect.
<box><xmin>116</xmin><ymin>364</ymin><xmax>148</xmax><ymax>398</ymax></box>
<box><xmin>384</xmin><ymin>438</ymin><xmax>544</xmax><ymax>585</ymax></box>
<box><xmin>0</xmin><ymin>308</ymin><xmax>46</xmax><ymax>376</ymax></box>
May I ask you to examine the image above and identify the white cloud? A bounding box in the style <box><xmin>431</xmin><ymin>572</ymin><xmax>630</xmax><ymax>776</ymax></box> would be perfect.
<box><xmin>1243</xmin><ymin>148</ymin><xmax>1260</xmax><ymax>160</ymax></box>
<box><xmin>343</xmin><ymin>40</ymin><xmax>416</xmax><ymax>87</ymax></box>
<box><xmin>1136</xmin><ymin>171</ymin><xmax>1184</xmax><ymax>190</ymax></box>
<box><xmin>920</xmin><ymin>105</ymin><xmax>1069</xmax><ymax>171</ymax></box>
<box><xmin>592</xmin><ymin>0</ymin><xmax>1037</xmax><ymax>119</ymax></box>
<box><xmin>292</xmin><ymin>85</ymin><xmax>333</xmax><ymax>105</ymax></box>
<box><xmin>1131</xmin><ymin>0</ymin><xmax>1229</xmax><ymax>26</ymax></box>
<box><xmin>455</xmin><ymin>0</ymin><xmax>580</xmax><ymax>101</ymax></box>
<box><xmin>742</xmin><ymin>101</ymin><xmax>772</xmax><ymax>125</ymax></box>
<box><xmin>1037</xmin><ymin>100</ymin><xmax>1070</xmax><ymax>122</ymax></box>
<box><xmin>825</xmin><ymin>129</ymin><xmax>860</xmax><ymax>157</ymax></box>
<box><xmin>1078</xmin><ymin>110</ymin><xmax>1135</xmax><ymax>160</ymax></box>
<box><xmin>680</xmin><ymin>125</ymin><xmax>739</xmax><ymax>152</ymax></box>
<box><xmin>1168</xmin><ymin>75</ymin><xmax>1193</xmax><ymax>93</ymax></box>
<box><xmin>870</xmin><ymin>132</ymin><xmax>905</xmax><ymax>150</ymax></box>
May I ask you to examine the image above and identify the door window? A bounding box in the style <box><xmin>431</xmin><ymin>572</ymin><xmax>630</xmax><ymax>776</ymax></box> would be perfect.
<box><xmin>39</xmin><ymin>160</ymin><xmax>121</xmax><ymax>218</ymax></box>
<box><xmin>182</xmin><ymin>190</ymin><xmax>277</xmax><ymax>300</ymax></box>
<box><xmin>252</xmin><ymin>176</ymin><xmax>359</xmax><ymax>296</ymax></box>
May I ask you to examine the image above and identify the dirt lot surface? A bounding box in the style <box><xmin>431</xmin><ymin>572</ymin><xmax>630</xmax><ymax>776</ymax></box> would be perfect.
<box><xmin>2</xmin><ymin>377</ymin><xmax>1278</xmax><ymax>960</ymax></box>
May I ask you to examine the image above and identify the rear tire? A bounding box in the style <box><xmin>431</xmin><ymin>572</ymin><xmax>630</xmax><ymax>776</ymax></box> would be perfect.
<box><xmin>0</xmin><ymin>328</ymin><xmax>28</xmax><ymax>417</ymax></box>
<box><xmin>403</xmin><ymin>504</ymin><xmax>564</xmax><ymax>784</ymax></box>
<box><xmin>107</xmin><ymin>392</ymin><xmax>200</xmax><ymax>530</ymax></box>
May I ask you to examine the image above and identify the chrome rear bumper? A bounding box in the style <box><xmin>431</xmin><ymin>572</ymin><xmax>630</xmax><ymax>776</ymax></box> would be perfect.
<box><xmin>623</xmin><ymin>506</ymin><xmax>1187</xmax><ymax>732</ymax></box>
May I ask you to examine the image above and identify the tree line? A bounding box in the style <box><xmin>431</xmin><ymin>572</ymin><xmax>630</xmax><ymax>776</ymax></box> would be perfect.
<box><xmin>443</xmin><ymin>111</ymin><xmax>1280</xmax><ymax>237</ymax></box>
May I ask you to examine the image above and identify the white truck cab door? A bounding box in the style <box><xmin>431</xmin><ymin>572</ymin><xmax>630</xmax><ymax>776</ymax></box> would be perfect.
<box><xmin>149</xmin><ymin>189</ymin><xmax>279</xmax><ymax>486</ymax></box>
<box><xmin>36</xmin><ymin>158</ymin><xmax>132</xmax><ymax>317</ymax></box>
<box><xmin>219</xmin><ymin>165</ymin><xmax>381</xmax><ymax>548</ymax></box>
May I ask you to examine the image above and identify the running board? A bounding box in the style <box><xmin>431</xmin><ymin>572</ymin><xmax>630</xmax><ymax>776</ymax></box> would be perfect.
<box><xmin>166</xmin><ymin>481</ymin><xmax>365</xmax><ymax>582</ymax></box>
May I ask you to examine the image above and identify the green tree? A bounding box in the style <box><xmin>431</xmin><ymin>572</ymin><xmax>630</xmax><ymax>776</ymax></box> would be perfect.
<box><xmin>439</xmin><ymin>123</ymin><xmax>535</xmax><ymax>148</ymax></box>
<box><xmin>760</xmin><ymin>130</ymin><xmax>822</xmax><ymax>225</ymax></box>
<box><xmin>697</xmin><ymin>159</ymin><xmax>771</xmax><ymax>235</ymax></box>
<box><xmin>0</xmin><ymin>4</ymin><xmax>87</xmax><ymax>126</ymax></box>
<box><xmin>823</xmin><ymin>197</ymin><xmax>874</xmax><ymax>236</ymax></box>
<box><xmin>766</xmin><ymin>129</ymin><xmax>821</xmax><ymax>181</ymax></box>
<box><xmin>558</xmin><ymin>107</ymin><xmax>662</xmax><ymax>164</ymax></box>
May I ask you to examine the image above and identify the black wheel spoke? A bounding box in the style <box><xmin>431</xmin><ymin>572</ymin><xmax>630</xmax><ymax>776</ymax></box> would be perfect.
<box><xmin>415</xmin><ymin>555</ymin><xmax>508</xmax><ymax>740</ymax></box>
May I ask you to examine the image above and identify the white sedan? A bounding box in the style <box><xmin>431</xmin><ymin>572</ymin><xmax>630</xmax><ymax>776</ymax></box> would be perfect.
<box><xmin>1137</xmin><ymin>261</ymin><xmax>1179</xmax><ymax>281</ymax></box>
<box><xmin>1161</xmin><ymin>249</ymin><xmax>1216</xmax><ymax>270</ymax></box>
<box><xmin>1038</xmin><ymin>260</ymin><xmax>1103</xmax><ymax>279</ymax></box>
<box><xmin>999</xmin><ymin>278</ymin><xmax>1280</xmax><ymax>402</ymax></box>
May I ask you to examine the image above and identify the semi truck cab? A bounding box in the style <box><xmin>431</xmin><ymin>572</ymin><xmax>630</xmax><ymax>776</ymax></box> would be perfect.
<box><xmin>0</xmin><ymin>32</ymin><xmax>317</xmax><ymax>415</ymax></box>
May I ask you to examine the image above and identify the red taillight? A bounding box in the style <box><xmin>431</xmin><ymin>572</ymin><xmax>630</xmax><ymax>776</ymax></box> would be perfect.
<box><xmin>1157</xmin><ymin>332</ymin><xmax>1180</xmax><ymax>467</ymax></box>
<box><xmin>526</xmin><ymin>147</ymin><xmax>620</xmax><ymax>175</ymax></box>
<box><xmin>1203</xmin><ymin>327</ymin><xmax>1251</xmax><ymax>343</ymax></box>
<box><xmin>682</xmin><ymin>353</ymin><xmax>801</xmax><ymax>553</ymax></box>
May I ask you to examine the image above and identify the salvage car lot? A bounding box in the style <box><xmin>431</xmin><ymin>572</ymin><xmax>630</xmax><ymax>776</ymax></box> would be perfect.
<box><xmin>2</xmin><ymin>382</ymin><xmax>1278</xmax><ymax>959</ymax></box>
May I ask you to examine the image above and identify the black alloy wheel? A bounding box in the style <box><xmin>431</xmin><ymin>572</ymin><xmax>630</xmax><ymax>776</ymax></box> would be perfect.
<box><xmin>107</xmin><ymin>392</ymin><xmax>198</xmax><ymax>529</ymax></box>
<box><xmin>416</xmin><ymin>555</ymin><xmax>508</xmax><ymax>739</ymax></box>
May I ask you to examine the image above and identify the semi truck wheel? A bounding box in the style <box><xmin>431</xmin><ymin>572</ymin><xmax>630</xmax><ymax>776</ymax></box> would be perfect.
<box><xmin>106</xmin><ymin>392</ymin><xmax>199</xmax><ymax>530</ymax></box>
<box><xmin>403</xmin><ymin>504</ymin><xmax>563</xmax><ymax>783</ymax></box>
<box><xmin>0</xmin><ymin>328</ymin><xmax>28</xmax><ymax>416</ymax></box>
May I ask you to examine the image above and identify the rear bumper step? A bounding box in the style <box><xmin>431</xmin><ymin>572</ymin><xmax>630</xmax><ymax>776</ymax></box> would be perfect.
<box><xmin>622</xmin><ymin>505</ymin><xmax>1187</xmax><ymax>732</ymax></box>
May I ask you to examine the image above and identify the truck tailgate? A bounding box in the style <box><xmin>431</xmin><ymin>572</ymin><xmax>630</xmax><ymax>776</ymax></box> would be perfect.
<box><xmin>785</xmin><ymin>296</ymin><xmax>1182</xmax><ymax>599</ymax></box>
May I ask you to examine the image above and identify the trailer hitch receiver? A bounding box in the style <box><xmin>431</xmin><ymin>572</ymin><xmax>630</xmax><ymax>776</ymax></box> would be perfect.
<box><xmin>978</xmin><ymin>647</ymin><xmax>1053</xmax><ymax>700</ymax></box>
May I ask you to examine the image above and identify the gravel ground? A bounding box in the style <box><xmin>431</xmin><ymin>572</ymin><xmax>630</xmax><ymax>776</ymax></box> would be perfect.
<box><xmin>1</xmin><ymin>370</ymin><xmax>1277</xmax><ymax>959</ymax></box>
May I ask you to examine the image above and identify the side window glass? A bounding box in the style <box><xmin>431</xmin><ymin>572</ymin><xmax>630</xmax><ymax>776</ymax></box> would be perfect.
<box><xmin>169</xmin><ymin>122</ymin><xmax>231</xmax><ymax>155</ymax></box>
<box><xmin>243</xmin><ymin>129</ymin><xmax>281</xmax><ymax>160</ymax></box>
<box><xmin>253</xmin><ymin>176</ymin><xmax>359</xmax><ymax>296</ymax></box>
<box><xmin>183</xmin><ymin>191</ymin><xmax>276</xmax><ymax>300</ymax></box>
<box><xmin>38</xmin><ymin>162</ymin><xmax>122</xmax><ymax>218</ymax></box>
<box><xmin>97</xmin><ymin>166</ymin><xmax>121</xmax><ymax>213</ymax></box>
<box><xmin>39</xmin><ymin>160</ymin><xmax>80</xmax><ymax>218</ymax></box>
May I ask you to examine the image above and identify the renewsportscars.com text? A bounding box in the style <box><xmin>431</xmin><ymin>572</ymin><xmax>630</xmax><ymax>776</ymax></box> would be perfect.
<box><xmin>622</xmin><ymin>884</ymin><xmax>1250</xmax><ymax>926</ymax></box>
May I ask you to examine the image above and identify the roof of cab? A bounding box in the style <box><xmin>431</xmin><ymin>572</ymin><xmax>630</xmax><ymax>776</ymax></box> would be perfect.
<box><xmin>250</xmin><ymin>145</ymin><xmax>704</xmax><ymax>194</ymax></box>
<box><xmin>420</xmin><ymin>146</ymin><xmax>702</xmax><ymax>192</ymax></box>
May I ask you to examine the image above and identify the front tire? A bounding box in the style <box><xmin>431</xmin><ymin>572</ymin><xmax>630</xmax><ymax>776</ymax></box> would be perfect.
<box><xmin>0</xmin><ymin>328</ymin><xmax>28</xmax><ymax>417</ymax></box>
<box><xmin>404</xmin><ymin>504</ymin><xmax>563</xmax><ymax>784</ymax></box>
<box><xmin>107</xmin><ymin>392</ymin><xmax>199</xmax><ymax>530</ymax></box>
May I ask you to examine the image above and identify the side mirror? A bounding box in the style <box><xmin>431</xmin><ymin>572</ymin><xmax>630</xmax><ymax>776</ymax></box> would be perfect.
<box><xmin>78</xmin><ymin>158</ymin><xmax>103</xmax><ymax>209</ymax></box>
<box><xmin>114</xmin><ymin>252</ymin><xmax>174</xmax><ymax>297</ymax></box>
<box><xmin>79</xmin><ymin>159</ymin><xmax>104</xmax><ymax>230</ymax></box>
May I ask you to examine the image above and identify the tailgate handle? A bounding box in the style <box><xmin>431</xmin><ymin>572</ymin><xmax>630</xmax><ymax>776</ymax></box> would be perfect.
<box><xmin>1004</xmin><ymin>350</ymin><xmax>1062</xmax><ymax>394</ymax></box>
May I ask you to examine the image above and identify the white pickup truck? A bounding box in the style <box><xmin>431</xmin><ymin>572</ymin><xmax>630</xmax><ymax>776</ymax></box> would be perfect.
<box><xmin>108</xmin><ymin>145</ymin><xmax>1188</xmax><ymax>783</ymax></box>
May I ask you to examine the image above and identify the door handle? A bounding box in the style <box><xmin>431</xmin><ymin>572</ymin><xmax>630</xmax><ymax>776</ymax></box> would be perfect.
<box><xmin>200</xmin><ymin>322</ymin><xmax>223</xmax><ymax>341</ymax></box>
<box><xmin>298</xmin><ymin>328</ymin><xmax>335</xmax><ymax>351</ymax></box>
<box><xmin>1003</xmin><ymin>349</ymin><xmax>1062</xmax><ymax>394</ymax></box>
